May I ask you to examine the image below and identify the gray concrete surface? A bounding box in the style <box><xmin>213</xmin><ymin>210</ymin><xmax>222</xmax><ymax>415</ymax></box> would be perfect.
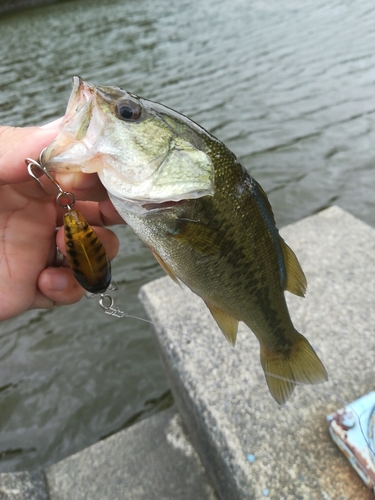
<box><xmin>140</xmin><ymin>206</ymin><xmax>375</xmax><ymax>500</ymax></box>
<box><xmin>45</xmin><ymin>406</ymin><xmax>217</xmax><ymax>500</ymax></box>
<box><xmin>0</xmin><ymin>471</ymin><xmax>48</xmax><ymax>500</ymax></box>
<box><xmin>0</xmin><ymin>407</ymin><xmax>217</xmax><ymax>500</ymax></box>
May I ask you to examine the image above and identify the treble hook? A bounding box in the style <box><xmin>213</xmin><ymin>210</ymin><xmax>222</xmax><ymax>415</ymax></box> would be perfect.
<box><xmin>26</xmin><ymin>148</ymin><xmax>76</xmax><ymax>210</ymax></box>
<box><xmin>26</xmin><ymin>148</ymin><xmax>113</xmax><ymax>295</ymax></box>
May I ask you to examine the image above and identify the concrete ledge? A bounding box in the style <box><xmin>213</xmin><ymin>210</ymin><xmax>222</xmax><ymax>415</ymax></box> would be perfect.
<box><xmin>0</xmin><ymin>471</ymin><xmax>48</xmax><ymax>500</ymax></box>
<box><xmin>0</xmin><ymin>407</ymin><xmax>217</xmax><ymax>500</ymax></box>
<box><xmin>139</xmin><ymin>206</ymin><xmax>375</xmax><ymax>499</ymax></box>
<box><xmin>45</xmin><ymin>406</ymin><xmax>217</xmax><ymax>500</ymax></box>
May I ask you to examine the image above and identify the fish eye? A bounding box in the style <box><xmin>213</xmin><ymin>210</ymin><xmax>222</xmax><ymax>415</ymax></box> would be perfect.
<box><xmin>115</xmin><ymin>98</ymin><xmax>142</xmax><ymax>121</ymax></box>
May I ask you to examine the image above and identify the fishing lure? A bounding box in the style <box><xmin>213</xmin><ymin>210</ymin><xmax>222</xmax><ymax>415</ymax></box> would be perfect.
<box><xmin>63</xmin><ymin>210</ymin><xmax>111</xmax><ymax>293</ymax></box>
<box><xmin>26</xmin><ymin>152</ymin><xmax>111</xmax><ymax>294</ymax></box>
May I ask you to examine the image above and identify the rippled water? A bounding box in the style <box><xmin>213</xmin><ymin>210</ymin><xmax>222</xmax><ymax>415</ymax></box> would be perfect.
<box><xmin>0</xmin><ymin>0</ymin><xmax>374</xmax><ymax>471</ymax></box>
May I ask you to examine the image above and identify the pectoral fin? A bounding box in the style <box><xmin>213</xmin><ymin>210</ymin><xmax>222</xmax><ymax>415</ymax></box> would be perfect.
<box><xmin>205</xmin><ymin>302</ymin><xmax>239</xmax><ymax>346</ymax></box>
<box><xmin>150</xmin><ymin>249</ymin><xmax>181</xmax><ymax>286</ymax></box>
<box><xmin>172</xmin><ymin>218</ymin><xmax>220</xmax><ymax>254</ymax></box>
<box><xmin>279</xmin><ymin>236</ymin><xmax>307</xmax><ymax>297</ymax></box>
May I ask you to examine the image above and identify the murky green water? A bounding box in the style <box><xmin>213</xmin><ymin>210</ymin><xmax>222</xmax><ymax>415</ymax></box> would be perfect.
<box><xmin>0</xmin><ymin>0</ymin><xmax>374</xmax><ymax>471</ymax></box>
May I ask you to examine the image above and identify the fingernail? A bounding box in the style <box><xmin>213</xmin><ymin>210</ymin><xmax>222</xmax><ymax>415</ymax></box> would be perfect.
<box><xmin>48</xmin><ymin>272</ymin><xmax>68</xmax><ymax>291</ymax></box>
<box><xmin>39</xmin><ymin>117</ymin><xmax>63</xmax><ymax>130</ymax></box>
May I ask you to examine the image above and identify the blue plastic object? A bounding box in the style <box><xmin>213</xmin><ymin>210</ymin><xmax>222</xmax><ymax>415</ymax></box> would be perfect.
<box><xmin>327</xmin><ymin>391</ymin><xmax>375</xmax><ymax>492</ymax></box>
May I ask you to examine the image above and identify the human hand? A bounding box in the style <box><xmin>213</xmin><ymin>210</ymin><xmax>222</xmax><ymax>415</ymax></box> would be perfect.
<box><xmin>0</xmin><ymin>120</ymin><xmax>124</xmax><ymax>321</ymax></box>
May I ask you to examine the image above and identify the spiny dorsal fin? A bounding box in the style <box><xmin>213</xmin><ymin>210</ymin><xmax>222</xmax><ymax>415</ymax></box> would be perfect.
<box><xmin>255</xmin><ymin>180</ymin><xmax>306</xmax><ymax>297</ymax></box>
<box><xmin>205</xmin><ymin>302</ymin><xmax>239</xmax><ymax>346</ymax></box>
<box><xmin>254</xmin><ymin>180</ymin><xmax>277</xmax><ymax>226</ymax></box>
<box><xmin>278</xmin><ymin>236</ymin><xmax>307</xmax><ymax>297</ymax></box>
<box><xmin>150</xmin><ymin>249</ymin><xmax>181</xmax><ymax>286</ymax></box>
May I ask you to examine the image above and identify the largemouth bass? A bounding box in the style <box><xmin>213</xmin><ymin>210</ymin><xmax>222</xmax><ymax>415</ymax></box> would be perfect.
<box><xmin>42</xmin><ymin>76</ymin><xmax>327</xmax><ymax>404</ymax></box>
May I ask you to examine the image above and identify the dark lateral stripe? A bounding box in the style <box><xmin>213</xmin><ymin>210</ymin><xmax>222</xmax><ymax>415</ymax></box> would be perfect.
<box><xmin>92</xmin><ymin>244</ymin><xmax>104</xmax><ymax>255</ymax></box>
<box><xmin>97</xmin><ymin>262</ymin><xmax>110</xmax><ymax>272</ymax></box>
<box><xmin>95</xmin><ymin>252</ymin><xmax>107</xmax><ymax>263</ymax></box>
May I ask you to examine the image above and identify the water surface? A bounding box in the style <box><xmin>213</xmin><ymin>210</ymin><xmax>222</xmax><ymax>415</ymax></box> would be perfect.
<box><xmin>0</xmin><ymin>0</ymin><xmax>374</xmax><ymax>471</ymax></box>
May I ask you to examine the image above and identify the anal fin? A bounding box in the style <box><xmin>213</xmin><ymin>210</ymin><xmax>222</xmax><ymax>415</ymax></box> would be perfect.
<box><xmin>205</xmin><ymin>302</ymin><xmax>239</xmax><ymax>346</ymax></box>
<box><xmin>150</xmin><ymin>249</ymin><xmax>181</xmax><ymax>286</ymax></box>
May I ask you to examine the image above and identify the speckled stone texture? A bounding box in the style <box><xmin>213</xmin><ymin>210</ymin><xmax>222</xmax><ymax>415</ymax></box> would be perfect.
<box><xmin>139</xmin><ymin>206</ymin><xmax>375</xmax><ymax>500</ymax></box>
<box><xmin>0</xmin><ymin>471</ymin><xmax>48</xmax><ymax>500</ymax></box>
<box><xmin>45</xmin><ymin>406</ymin><xmax>217</xmax><ymax>500</ymax></box>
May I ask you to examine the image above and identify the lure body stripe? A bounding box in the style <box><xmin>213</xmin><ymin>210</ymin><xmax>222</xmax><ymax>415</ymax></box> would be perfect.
<box><xmin>63</xmin><ymin>210</ymin><xmax>111</xmax><ymax>293</ymax></box>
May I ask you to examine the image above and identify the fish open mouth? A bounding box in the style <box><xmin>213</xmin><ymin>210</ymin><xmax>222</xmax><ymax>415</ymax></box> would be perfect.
<box><xmin>141</xmin><ymin>200</ymin><xmax>184</xmax><ymax>211</ymax></box>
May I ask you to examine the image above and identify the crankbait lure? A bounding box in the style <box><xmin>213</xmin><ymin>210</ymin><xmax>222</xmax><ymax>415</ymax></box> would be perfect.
<box><xmin>26</xmin><ymin>151</ymin><xmax>111</xmax><ymax>294</ymax></box>
<box><xmin>64</xmin><ymin>210</ymin><xmax>111</xmax><ymax>293</ymax></box>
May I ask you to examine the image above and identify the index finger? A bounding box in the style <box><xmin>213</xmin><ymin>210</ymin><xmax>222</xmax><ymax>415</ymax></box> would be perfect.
<box><xmin>0</xmin><ymin>121</ymin><xmax>62</xmax><ymax>185</ymax></box>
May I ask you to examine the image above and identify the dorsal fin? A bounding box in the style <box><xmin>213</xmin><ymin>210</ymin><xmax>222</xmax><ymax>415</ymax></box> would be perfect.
<box><xmin>255</xmin><ymin>179</ymin><xmax>306</xmax><ymax>297</ymax></box>
<box><xmin>205</xmin><ymin>302</ymin><xmax>239</xmax><ymax>346</ymax></box>
<box><xmin>150</xmin><ymin>249</ymin><xmax>181</xmax><ymax>286</ymax></box>
<box><xmin>254</xmin><ymin>180</ymin><xmax>277</xmax><ymax>226</ymax></box>
<box><xmin>278</xmin><ymin>236</ymin><xmax>307</xmax><ymax>297</ymax></box>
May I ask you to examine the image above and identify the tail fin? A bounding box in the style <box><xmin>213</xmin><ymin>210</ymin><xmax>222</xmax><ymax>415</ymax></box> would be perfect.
<box><xmin>260</xmin><ymin>332</ymin><xmax>328</xmax><ymax>405</ymax></box>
